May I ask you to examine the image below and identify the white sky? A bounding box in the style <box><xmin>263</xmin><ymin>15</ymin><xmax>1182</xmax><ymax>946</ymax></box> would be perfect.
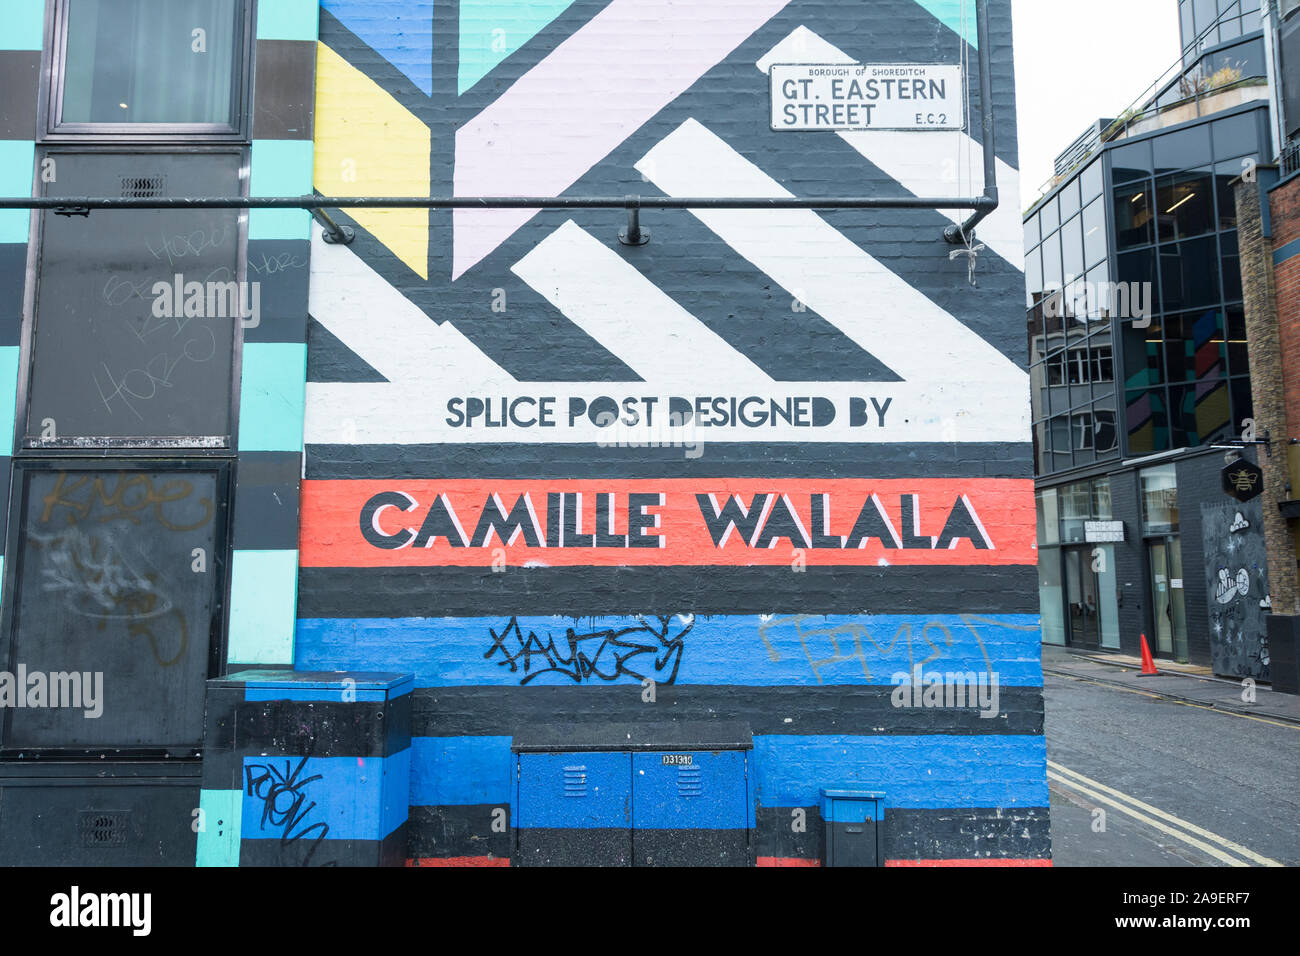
<box><xmin>1013</xmin><ymin>0</ymin><xmax>1182</xmax><ymax>210</ymax></box>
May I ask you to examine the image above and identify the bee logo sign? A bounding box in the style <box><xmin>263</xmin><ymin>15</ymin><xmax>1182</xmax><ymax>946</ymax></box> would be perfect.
<box><xmin>770</xmin><ymin>63</ymin><xmax>965</xmax><ymax>131</ymax></box>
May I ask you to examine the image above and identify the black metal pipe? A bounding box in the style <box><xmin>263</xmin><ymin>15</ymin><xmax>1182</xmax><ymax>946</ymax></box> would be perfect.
<box><xmin>0</xmin><ymin>195</ymin><xmax>996</xmax><ymax>211</ymax></box>
<box><xmin>945</xmin><ymin>0</ymin><xmax>999</xmax><ymax>244</ymax></box>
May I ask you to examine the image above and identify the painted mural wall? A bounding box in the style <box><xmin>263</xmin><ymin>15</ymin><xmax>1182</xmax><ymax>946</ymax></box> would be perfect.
<box><xmin>297</xmin><ymin>0</ymin><xmax>1046</xmax><ymax>865</ymax></box>
<box><xmin>1201</xmin><ymin>500</ymin><xmax>1271</xmax><ymax>681</ymax></box>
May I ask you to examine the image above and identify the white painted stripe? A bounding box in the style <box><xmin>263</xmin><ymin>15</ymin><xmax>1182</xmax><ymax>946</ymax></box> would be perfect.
<box><xmin>635</xmin><ymin>118</ymin><xmax>1029</xmax><ymax>438</ymax></box>
<box><xmin>308</xmin><ymin>222</ymin><xmax>512</xmax><ymax>385</ymax></box>
<box><xmin>512</xmin><ymin>220</ymin><xmax>772</xmax><ymax>387</ymax></box>
<box><xmin>757</xmin><ymin>27</ymin><xmax>1023</xmax><ymax>269</ymax></box>
<box><xmin>1047</xmin><ymin>771</ymin><xmax>1249</xmax><ymax>867</ymax></box>
<box><xmin>1048</xmin><ymin>760</ymin><xmax>1283</xmax><ymax>867</ymax></box>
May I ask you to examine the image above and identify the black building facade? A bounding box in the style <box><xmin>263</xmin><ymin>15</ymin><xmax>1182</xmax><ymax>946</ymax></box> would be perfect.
<box><xmin>1025</xmin><ymin>9</ymin><xmax>1274</xmax><ymax>677</ymax></box>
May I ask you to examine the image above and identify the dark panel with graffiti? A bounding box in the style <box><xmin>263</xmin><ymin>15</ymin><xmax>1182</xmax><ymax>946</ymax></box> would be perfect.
<box><xmin>1201</xmin><ymin>500</ymin><xmax>1270</xmax><ymax>680</ymax></box>
<box><xmin>1</xmin><ymin>464</ymin><xmax>227</xmax><ymax>751</ymax></box>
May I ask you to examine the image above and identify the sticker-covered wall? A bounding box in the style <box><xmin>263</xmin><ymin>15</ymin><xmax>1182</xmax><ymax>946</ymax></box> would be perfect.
<box><xmin>298</xmin><ymin>0</ymin><xmax>1046</xmax><ymax>866</ymax></box>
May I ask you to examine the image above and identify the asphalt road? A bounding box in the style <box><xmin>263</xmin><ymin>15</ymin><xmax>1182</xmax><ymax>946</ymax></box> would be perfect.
<box><xmin>1045</xmin><ymin>672</ymin><xmax>1300</xmax><ymax>867</ymax></box>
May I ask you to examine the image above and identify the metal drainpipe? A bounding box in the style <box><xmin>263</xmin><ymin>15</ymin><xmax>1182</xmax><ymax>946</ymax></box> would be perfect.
<box><xmin>944</xmin><ymin>0</ymin><xmax>1000</xmax><ymax>244</ymax></box>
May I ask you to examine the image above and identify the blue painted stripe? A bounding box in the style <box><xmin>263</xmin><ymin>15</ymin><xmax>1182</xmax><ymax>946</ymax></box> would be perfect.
<box><xmin>754</xmin><ymin>735</ymin><xmax>1048</xmax><ymax>809</ymax></box>
<box><xmin>323</xmin><ymin>0</ymin><xmax>434</xmax><ymax>95</ymax></box>
<box><xmin>245</xmin><ymin>686</ymin><xmax>391</xmax><ymax>703</ymax></box>
<box><xmin>241</xmin><ymin>752</ymin><xmax>408</xmax><ymax>842</ymax></box>
<box><xmin>408</xmin><ymin>734</ymin><xmax>1047</xmax><ymax>810</ymax></box>
<box><xmin>295</xmin><ymin>614</ymin><xmax>1044</xmax><ymax>687</ymax></box>
<box><xmin>1274</xmin><ymin>236</ymin><xmax>1300</xmax><ymax>267</ymax></box>
<box><xmin>195</xmin><ymin>789</ymin><xmax>243</xmax><ymax>867</ymax></box>
<box><xmin>227</xmin><ymin>549</ymin><xmax>299</xmax><ymax>665</ymax></box>
<box><xmin>1</xmin><ymin>1</ymin><xmax>44</xmax><ymax>51</ymax></box>
<box><xmin>239</xmin><ymin>342</ymin><xmax>306</xmax><ymax>451</ymax></box>
<box><xmin>0</xmin><ymin>345</ymin><xmax>21</xmax><ymax>453</ymax></box>
<box><xmin>249</xmin><ymin>140</ymin><xmax>314</xmax><ymax>240</ymax></box>
<box><xmin>0</xmin><ymin>143</ymin><xmax>34</xmax><ymax>244</ymax></box>
<box><xmin>256</xmin><ymin>0</ymin><xmax>320</xmax><ymax>42</ymax></box>
<box><xmin>411</xmin><ymin>737</ymin><xmax>513</xmax><ymax>808</ymax></box>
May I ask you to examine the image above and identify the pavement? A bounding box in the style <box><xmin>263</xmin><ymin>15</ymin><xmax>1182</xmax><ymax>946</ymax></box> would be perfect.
<box><xmin>1042</xmin><ymin>645</ymin><xmax>1300</xmax><ymax>725</ymax></box>
<box><xmin>1043</xmin><ymin>648</ymin><xmax>1300</xmax><ymax>867</ymax></box>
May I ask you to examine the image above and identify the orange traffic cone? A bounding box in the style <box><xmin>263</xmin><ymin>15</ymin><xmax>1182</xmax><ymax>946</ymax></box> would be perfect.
<box><xmin>1137</xmin><ymin>634</ymin><xmax>1160</xmax><ymax>677</ymax></box>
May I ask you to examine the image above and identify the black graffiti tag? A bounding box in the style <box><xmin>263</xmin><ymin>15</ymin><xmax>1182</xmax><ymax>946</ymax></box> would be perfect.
<box><xmin>244</xmin><ymin>754</ymin><xmax>334</xmax><ymax>867</ymax></box>
<box><xmin>485</xmin><ymin>615</ymin><xmax>691</xmax><ymax>685</ymax></box>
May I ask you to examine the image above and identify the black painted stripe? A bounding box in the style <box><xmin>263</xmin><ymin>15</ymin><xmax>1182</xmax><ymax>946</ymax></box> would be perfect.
<box><xmin>232</xmin><ymin>451</ymin><xmax>302</xmax><ymax>551</ymax></box>
<box><xmin>409</xmin><ymin>685</ymin><xmax>1044</xmax><ymax>738</ymax></box>
<box><xmin>404</xmin><ymin>805</ymin><xmax>1051</xmax><ymax>863</ymax></box>
<box><xmin>297</xmin><ymin>565</ymin><xmax>1040</xmax><ymax>617</ymax></box>
<box><xmin>0</xmin><ymin>51</ymin><xmax>39</xmax><ymax>140</ymax></box>
<box><xmin>304</xmin><ymin>442</ymin><xmax>1032</xmax><ymax>479</ymax></box>
<box><xmin>407</xmin><ymin>804</ymin><xmax>512</xmax><ymax>862</ymax></box>
<box><xmin>253</xmin><ymin>40</ymin><xmax>317</xmax><ymax>140</ymax></box>
<box><xmin>755</xmin><ymin>805</ymin><xmax>1052</xmax><ymax>862</ymax></box>
<box><xmin>239</xmin><ymin>823</ymin><xmax>408</xmax><ymax>867</ymax></box>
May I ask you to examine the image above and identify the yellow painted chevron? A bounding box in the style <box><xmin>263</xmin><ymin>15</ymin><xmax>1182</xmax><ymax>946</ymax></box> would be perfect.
<box><xmin>314</xmin><ymin>42</ymin><xmax>431</xmax><ymax>279</ymax></box>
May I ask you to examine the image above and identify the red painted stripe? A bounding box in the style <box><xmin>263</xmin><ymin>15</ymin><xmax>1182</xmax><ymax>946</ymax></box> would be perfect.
<box><xmin>407</xmin><ymin>856</ymin><xmax>511</xmax><ymax>867</ymax></box>
<box><xmin>757</xmin><ymin>856</ymin><xmax>822</xmax><ymax>867</ymax></box>
<box><xmin>301</xmin><ymin>478</ymin><xmax>1036</xmax><ymax>568</ymax></box>
<box><xmin>886</xmin><ymin>858</ymin><xmax>1053</xmax><ymax>867</ymax></box>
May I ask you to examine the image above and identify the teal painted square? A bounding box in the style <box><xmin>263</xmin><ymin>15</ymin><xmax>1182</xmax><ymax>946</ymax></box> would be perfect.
<box><xmin>251</xmin><ymin>141</ymin><xmax>314</xmax><ymax>241</ymax></box>
<box><xmin>0</xmin><ymin>346</ymin><xmax>20</xmax><ymax>452</ymax></box>
<box><xmin>239</xmin><ymin>342</ymin><xmax>306</xmax><ymax>452</ymax></box>
<box><xmin>0</xmin><ymin>143</ymin><xmax>34</xmax><ymax>244</ymax></box>
<box><xmin>227</xmin><ymin>549</ymin><xmax>300</xmax><ymax>665</ymax></box>
<box><xmin>195</xmin><ymin>789</ymin><xmax>243</xmax><ymax>867</ymax></box>
<box><xmin>256</xmin><ymin>0</ymin><xmax>320</xmax><ymax>41</ymax></box>
<box><xmin>2</xmin><ymin>1</ymin><xmax>45</xmax><ymax>51</ymax></box>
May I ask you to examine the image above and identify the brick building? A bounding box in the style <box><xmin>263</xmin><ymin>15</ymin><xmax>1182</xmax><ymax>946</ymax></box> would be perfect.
<box><xmin>0</xmin><ymin>0</ymin><xmax>1047</xmax><ymax>866</ymax></box>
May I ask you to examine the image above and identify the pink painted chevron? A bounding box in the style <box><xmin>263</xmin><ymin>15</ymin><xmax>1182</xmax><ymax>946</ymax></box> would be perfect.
<box><xmin>452</xmin><ymin>0</ymin><xmax>792</xmax><ymax>279</ymax></box>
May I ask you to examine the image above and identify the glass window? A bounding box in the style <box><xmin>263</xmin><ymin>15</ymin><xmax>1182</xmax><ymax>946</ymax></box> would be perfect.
<box><xmin>1156</xmin><ymin>170</ymin><xmax>1214</xmax><ymax>242</ymax></box>
<box><xmin>1123</xmin><ymin>310</ymin><xmax>1165</xmax><ymax>389</ymax></box>
<box><xmin>1025</xmin><ymin>244</ymin><xmax>1043</xmax><ymax>309</ymax></box>
<box><xmin>1093</xmin><ymin>407</ymin><xmax>1119</xmax><ymax>455</ymax></box>
<box><xmin>1081</xmin><ymin>160</ymin><xmax>1104</xmax><ymax>205</ymax></box>
<box><xmin>1160</xmin><ymin>236</ymin><xmax>1220</xmax><ymax>311</ymax></box>
<box><xmin>1230</xmin><ymin>376</ymin><xmax>1254</xmax><ymax>432</ymax></box>
<box><xmin>1059</xmin><ymin>178</ymin><xmax>1082</xmax><ymax>224</ymax></box>
<box><xmin>1061</xmin><ymin>214</ymin><xmax>1084</xmax><ymax>283</ymax></box>
<box><xmin>1127</xmin><ymin>388</ymin><xmax>1170</xmax><ymax>455</ymax></box>
<box><xmin>59</xmin><ymin>0</ymin><xmax>245</xmax><ymax>129</ymax></box>
<box><xmin>1111</xmin><ymin>140</ymin><xmax>1153</xmax><ymax>184</ymax></box>
<box><xmin>1041</xmin><ymin>195</ymin><xmax>1060</xmax><ymax>234</ymax></box>
<box><xmin>1038</xmin><ymin>547</ymin><xmax>1066</xmax><ymax>646</ymax></box>
<box><xmin>1083</xmin><ymin>199</ymin><xmax>1107</xmax><ymax>267</ymax></box>
<box><xmin>1215</xmin><ymin>163</ymin><xmax>1244</xmax><ymax>230</ymax></box>
<box><xmin>1164</xmin><ymin>309</ymin><xmax>1225</xmax><ymax>383</ymax></box>
<box><xmin>1114</xmin><ymin>182</ymin><xmax>1155</xmax><ymax>249</ymax></box>
<box><xmin>1140</xmin><ymin>464</ymin><xmax>1179</xmax><ymax>533</ymax></box>
<box><xmin>1042</xmin><ymin>229</ymin><xmax>1063</xmax><ymax>288</ymax></box>
<box><xmin>1086</xmin><ymin>262</ymin><xmax>1111</xmax><ymax>324</ymax></box>
<box><xmin>1220</xmin><ymin>230</ymin><xmax>1242</xmax><ymax>302</ymax></box>
<box><xmin>1226</xmin><ymin>305</ymin><xmax>1249</xmax><ymax>377</ymax></box>
<box><xmin>1037</xmin><ymin>488</ymin><xmax>1060</xmax><ymax>546</ymax></box>
<box><xmin>1024</xmin><ymin>213</ymin><xmax>1041</xmax><ymax>252</ymax></box>
<box><xmin>1170</xmin><ymin>378</ymin><xmax>1232</xmax><ymax>447</ymax></box>
<box><xmin>1193</xmin><ymin>0</ymin><xmax>1218</xmax><ymax>46</ymax></box>
<box><xmin>1090</xmin><ymin>340</ymin><xmax>1114</xmax><ymax>383</ymax></box>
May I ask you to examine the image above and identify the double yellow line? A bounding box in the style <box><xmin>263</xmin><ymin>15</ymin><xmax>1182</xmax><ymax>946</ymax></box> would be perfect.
<box><xmin>1047</xmin><ymin>760</ymin><xmax>1283</xmax><ymax>867</ymax></box>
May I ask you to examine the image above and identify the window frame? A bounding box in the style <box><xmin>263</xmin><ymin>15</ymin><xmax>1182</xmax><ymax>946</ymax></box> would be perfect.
<box><xmin>38</xmin><ymin>0</ymin><xmax>256</xmax><ymax>143</ymax></box>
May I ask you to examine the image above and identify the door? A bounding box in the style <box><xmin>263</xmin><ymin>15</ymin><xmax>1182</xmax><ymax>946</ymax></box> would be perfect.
<box><xmin>515</xmin><ymin>752</ymin><xmax>631</xmax><ymax>866</ymax></box>
<box><xmin>1148</xmin><ymin>538</ymin><xmax>1190</xmax><ymax>661</ymax></box>
<box><xmin>1063</xmin><ymin>547</ymin><xmax>1101</xmax><ymax>649</ymax></box>
<box><xmin>631</xmin><ymin>751</ymin><xmax>750</xmax><ymax>866</ymax></box>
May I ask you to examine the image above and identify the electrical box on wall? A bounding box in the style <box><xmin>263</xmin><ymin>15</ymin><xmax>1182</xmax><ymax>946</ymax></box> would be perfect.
<box><xmin>821</xmin><ymin>789</ymin><xmax>885</xmax><ymax>867</ymax></box>
<box><xmin>511</xmin><ymin>722</ymin><xmax>754</xmax><ymax>867</ymax></box>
